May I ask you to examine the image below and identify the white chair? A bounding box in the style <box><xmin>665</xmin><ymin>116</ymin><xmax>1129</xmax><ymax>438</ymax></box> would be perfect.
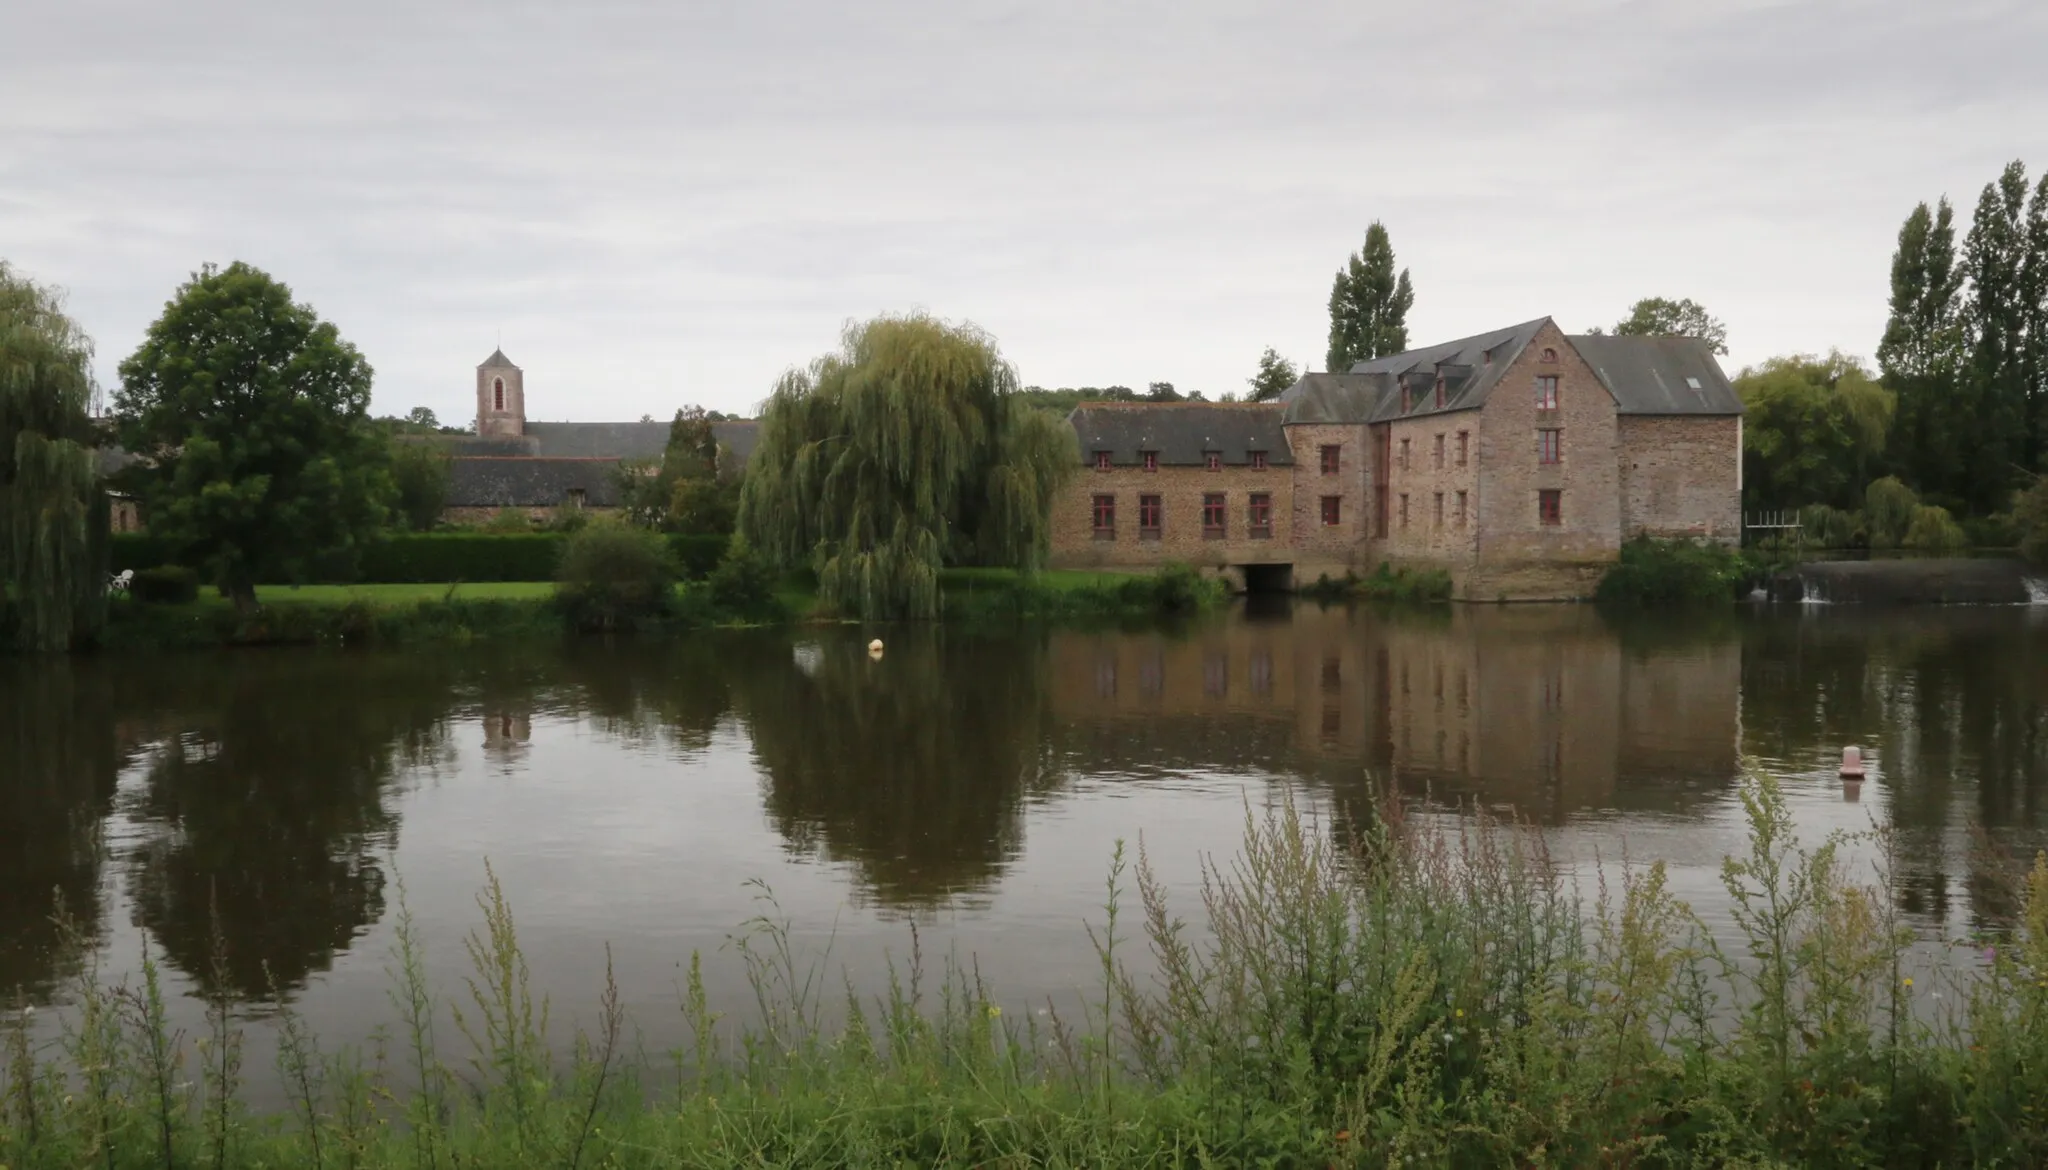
<box><xmin>109</xmin><ymin>569</ymin><xmax>134</xmax><ymax>592</ymax></box>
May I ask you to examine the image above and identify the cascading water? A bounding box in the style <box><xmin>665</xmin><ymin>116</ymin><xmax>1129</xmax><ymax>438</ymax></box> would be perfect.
<box><xmin>1798</xmin><ymin>574</ymin><xmax>1829</xmax><ymax>605</ymax></box>
<box><xmin>2026</xmin><ymin>577</ymin><xmax>2048</xmax><ymax>605</ymax></box>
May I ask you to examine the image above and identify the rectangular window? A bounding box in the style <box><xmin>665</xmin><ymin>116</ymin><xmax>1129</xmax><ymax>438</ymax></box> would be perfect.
<box><xmin>1141</xmin><ymin>450</ymin><xmax>1159</xmax><ymax>472</ymax></box>
<box><xmin>1249</xmin><ymin>450</ymin><xmax>1267</xmax><ymax>471</ymax></box>
<box><xmin>1433</xmin><ymin>434</ymin><xmax>1445</xmax><ymax>469</ymax></box>
<box><xmin>1319</xmin><ymin>444</ymin><xmax>1340</xmax><ymax>475</ymax></box>
<box><xmin>1092</xmin><ymin>494</ymin><xmax>1115</xmax><ymax>538</ymax></box>
<box><xmin>1204</xmin><ymin>451</ymin><xmax>1221</xmax><ymax>471</ymax></box>
<box><xmin>1202</xmin><ymin>492</ymin><xmax>1225</xmax><ymax>538</ymax></box>
<box><xmin>1434</xmin><ymin>492</ymin><xmax>1444</xmax><ymax>528</ymax></box>
<box><xmin>1457</xmin><ymin>431</ymin><xmax>1469</xmax><ymax>467</ymax></box>
<box><xmin>1539</xmin><ymin>489</ymin><xmax>1562</xmax><ymax>526</ymax></box>
<box><xmin>1399</xmin><ymin>438</ymin><xmax>1411</xmax><ymax>470</ymax></box>
<box><xmin>1139</xmin><ymin>493</ymin><xmax>1162</xmax><ymax>537</ymax></box>
<box><xmin>1456</xmin><ymin>490</ymin><xmax>1468</xmax><ymax>527</ymax></box>
<box><xmin>1248</xmin><ymin>492</ymin><xmax>1272</xmax><ymax>537</ymax></box>
<box><xmin>1400</xmin><ymin>493</ymin><xmax>1410</xmax><ymax>529</ymax></box>
<box><xmin>1320</xmin><ymin>495</ymin><xmax>1342</xmax><ymax>526</ymax></box>
<box><xmin>1094</xmin><ymin>450</ymin><xmax>1111</xmax><ymax>471</ymax></box>
<box><xmin>1536</xmin><ymin>375</ymin><xmax>1559</xmax><ymax>411</ymax></box>
<box><xmin>1538</xmin><ymin>429</ymin><xmax>1562</xmax><ymax>464</ymax></box>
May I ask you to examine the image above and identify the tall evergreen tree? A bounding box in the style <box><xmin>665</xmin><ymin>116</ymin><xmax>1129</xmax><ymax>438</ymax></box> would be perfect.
<box><xmin>1877</xmin><ymin>199</ymin><xmax>1967</xmax><ymax>502</ymax></box>
<box><xmin>0</xmin><ymin>262</ymin><xmax>108</xmax><ymax>651</ymax></box>
<box><xmin>1326</xmin><ymin>222</ymin><xmax>1413</xmax><ymax>372</ymax></box>
<box><xmin>1959</xmin><ymin>161</ymin><xmax>2033</xmax><ymax>512</ymax></box>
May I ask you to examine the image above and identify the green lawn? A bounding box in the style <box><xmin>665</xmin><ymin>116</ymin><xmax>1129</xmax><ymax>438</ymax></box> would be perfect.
<box><xmin>254</xmin><ymin>581</ymin><xmax>556</xmax><ymax>605</ymax></box>
<box><xmin>937</xmin><ymin>566</ymin><xmax>1137</xmax><ymax>592</ymax></box>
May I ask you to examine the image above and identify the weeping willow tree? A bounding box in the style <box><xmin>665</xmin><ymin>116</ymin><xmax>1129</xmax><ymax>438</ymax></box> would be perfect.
<box><xmin>738</xmin><ymin>313</ymin><xmax>1076</xmax><ymax>619</ymax></box>
<box><xmin>0</xmin><ymin>262</ymin><xmax>108</xmax><ymax>652</ymax></box>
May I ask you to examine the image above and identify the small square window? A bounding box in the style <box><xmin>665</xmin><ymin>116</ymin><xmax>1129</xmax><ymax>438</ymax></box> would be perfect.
<box><xmin>1320</xmin><ymin>495</ymin><xmax>1342</xmax><ymax>526</ymax></box>
<box><xmin>1141</xmin><ymin>450</ymin><xmax>1159</xmax><ymax>472</ymax></box>
<box><xmin>1094</xmin><ymin>450</ymin><xmax>1112</xmax><ymax>471</ymax></box>
<box><xmin>1319</xmin><ymin>444</ymin><xmax>1340</xmax><ymax>475</ymax></box>
<box><xmin>1539</xmin><ymin>489</ymin><xmax>1562</xmax><ymax>526</ymax></box>
<box><xmin>1204</xmin><ymin>451</ymin><xmax>1221</xmax><ymax>471</ymax></box>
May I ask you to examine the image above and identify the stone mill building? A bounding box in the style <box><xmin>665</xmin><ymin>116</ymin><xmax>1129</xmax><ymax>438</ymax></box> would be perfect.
<box><xmin>1047</xmin><ymin>318</ymin><xmax>1743</xmax><ymax>600</ymax></box>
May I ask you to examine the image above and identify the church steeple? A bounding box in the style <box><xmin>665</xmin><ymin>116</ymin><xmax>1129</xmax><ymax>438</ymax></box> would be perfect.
<box><xmin>477</xmin><ymin>349</ymin><xmax>525</xmax><ymax>437</ymax></box>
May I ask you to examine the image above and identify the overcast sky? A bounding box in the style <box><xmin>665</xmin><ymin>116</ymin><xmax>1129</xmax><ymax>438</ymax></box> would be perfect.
<box><xmin>6</xmin><ymin>0</ymin><xmax>2046</xmax><ymax>423</ymax></box>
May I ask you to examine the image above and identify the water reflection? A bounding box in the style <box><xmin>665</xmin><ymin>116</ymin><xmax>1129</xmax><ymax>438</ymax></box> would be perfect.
<box><xmin>1</xmin><ymin>603</ymin><xmax>2044</xmax><ymax>1006</ymax></box>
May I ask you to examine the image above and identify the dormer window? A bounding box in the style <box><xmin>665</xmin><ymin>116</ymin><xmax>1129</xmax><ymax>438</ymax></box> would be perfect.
<box><xmin>1094</xmin><ymin>450</ymin><xmax>1112</xmax><ymax>471</ymax></box>
<box><xmin>1249</xmin><ymin>450</ymin><xmax>1268</xmax><ymax>471</ymax></box>
<box><xmin>1204</xmin><ymin>451</ymin><xmax>1221</xmax><ymax>471</ymax></box>
<box><xmin>1141</xmin><ymin>450</ymin><xmax>1159</xmax><ymax>472</ymax></box>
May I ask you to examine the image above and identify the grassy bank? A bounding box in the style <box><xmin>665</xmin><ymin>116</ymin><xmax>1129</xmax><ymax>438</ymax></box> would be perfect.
<box><xmin>7</xmin><ymin>774</ymin><xmax>2048</xmax><ymax>1167</ymax></box>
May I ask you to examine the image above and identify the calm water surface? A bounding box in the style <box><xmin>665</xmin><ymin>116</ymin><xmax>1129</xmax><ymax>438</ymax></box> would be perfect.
<box><xmin>5</xmin><ymin>602</ymin><xmax>2047</xmax><ymax>1083</ymax></box>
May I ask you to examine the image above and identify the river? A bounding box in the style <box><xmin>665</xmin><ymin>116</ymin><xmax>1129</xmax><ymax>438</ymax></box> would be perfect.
<box><xmin>4</xmin><ymin>601</ymin><xmax>2046</xmax><ymax>1088</ymax></box>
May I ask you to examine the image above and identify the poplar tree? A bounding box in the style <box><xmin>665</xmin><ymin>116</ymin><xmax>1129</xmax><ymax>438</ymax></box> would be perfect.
<box><xmin>737</xmin><ymin>313</ymin><xmax>1076</xmax><ymax>620</ymax></box>
<box><xmin>1326</xmin><ymin>222</ymin><xmax>1414</xmax><ymax>371</ymax></box>
<box><xmin>2021</xmin><ymin>172</ymin><xmax>2048</xmax><ymax>474</ymax></box>
<box><xmin>1878</xmin><ymin>199</ymin><xmax>1967</xmax><ymax>501</ymax></box>
<box><xmin>0</xmin><ymin>261</ymin><xmax>108</xmax><ymax>652</ymax></box>
<box><xmin>1959</xmin><ymin>161</ymin><xmax>2033</xmax><ymax>512</ymax></box>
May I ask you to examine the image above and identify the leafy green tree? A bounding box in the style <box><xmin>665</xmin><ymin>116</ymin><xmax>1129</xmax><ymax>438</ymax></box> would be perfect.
<box><xmin>1326</xmin><ymin>221</ymin><xmax>1413</xmax><ymax>372</ymax></box>
<box><xmin>738</xmin><ymin>313</ymin><xmax>1076</xmax><ymax>619</ymax></box>
<box><xmin>0</xmin><ymin>262</ymin><xmax>108</xmax><ymax>651</ymax></box>
<box><xmin>1247</xmin><ymin>347</ymin><xmax>1299</xmax><ymax>402</ymax></box>
<box><xmin>405</xmin><ymin>406</ymin><xmax>439</xmax><ymax>430</ymax></box>
<box><xmin>114</xmin><ymin>262</ymin><xmax>393</xmax><ymax>610</ymax></box>
<box><xmin>1958</xmin><ymin>161</ymin><xmax>2033</xmax><ymax>513</ymax></box>
<box><xmin>1735</xmin><ymin>352</ymin><xmax>1894</xmax><ymax>512</ymax></box>
<box><xmin>1011</xmin><ymin>385</ymin><xmax>1140</xmax><ymax>415</ymax></box>
<box><xmin>388</xmin><ymin>440</ymin><xmax>451</xmax><ymax>531</ymax></box>
<box><xmin>1878</xmin><ymin>198</ymin><xmax>1968</xmax><ymax>502</ymax></box>
<box><xmin>1602</xmin><ymin>297</ymin><xmax>1729</xmax><ymax>355</ymax></box>
<box><xmin>1145</xmin><ymin>381</ymin><xmax>1182</xmax><ymax>402</ymax></box>
<box><xmin>616</xmin><ymin>405</ymin><xmax>738</xmax><ymax>533</ymax></box>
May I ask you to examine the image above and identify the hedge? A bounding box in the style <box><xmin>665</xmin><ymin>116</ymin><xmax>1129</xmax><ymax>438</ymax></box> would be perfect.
<box><xmin>110</xmin><ymin>531</ymin><xmax>734</xmax><ymax>585</ymax></box>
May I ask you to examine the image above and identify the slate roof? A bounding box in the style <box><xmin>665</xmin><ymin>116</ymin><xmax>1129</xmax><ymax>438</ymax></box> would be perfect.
<box><xmin>438</xmin><ymin>420</ymin><xmax>761</xmax><ymax>470</ymax></box>
<box><xmin>1066</xmin><ymin>403</ymin><xmax>1293</xmax><ymax>466</ymax></box>
<box><xmin>1276</xmin><ymin>319</ymin><xmax>1743</xmax><ymax>423</ymax></box>
<box><xmin>446</xmin><ymin>457</ymin><xmax>625</xmax><ymax>508</ymax></box>
<box><xmin>479</xmin><ymin>349</ymin><xmax>518</xmax><ymax>369</ymax></box>
<box><xmin>1565</xmin><ymin>335</ymin><xmax>1743</xmax><ymax>415</ymax></box>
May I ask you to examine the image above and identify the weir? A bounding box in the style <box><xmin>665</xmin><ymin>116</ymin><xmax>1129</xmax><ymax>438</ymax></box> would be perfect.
<box><xmin>1766</xmin><ymin>557</ymin><xmax>2047</xmax><ymax>605</ymax></box>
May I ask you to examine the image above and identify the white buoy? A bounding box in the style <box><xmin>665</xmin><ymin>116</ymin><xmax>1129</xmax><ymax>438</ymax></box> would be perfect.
<box><xmin>1840</xmin><ymin>745</ymin><xmax>1865</xmax><ymax>779</ymax></box>
<box><xmin>868</xmin><ymin>638</ymin><xmax>884</xmax><ymax>653</ymax></box>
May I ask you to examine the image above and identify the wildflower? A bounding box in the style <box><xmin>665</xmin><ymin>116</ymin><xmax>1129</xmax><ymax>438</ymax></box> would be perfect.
<box><xmin>985</xmin><ymin>1005</ymin><xmax>1001</xmax><ymax>1019</ymax></box>
<box><xmin>1902</xmin><ymin>977</ymin><xmax>1913</xmax><ymax>988</ymax></box>
<box><xmin>1454</xmin><ymin>1009</ymin><xmax>1464</xmax><ymax>1019</ymax></box>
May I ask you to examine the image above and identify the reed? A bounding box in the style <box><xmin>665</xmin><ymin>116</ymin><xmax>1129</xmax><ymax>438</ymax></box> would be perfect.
<box><xmin>5</xmin><ymin>771</ymin><xmax>2048</xmax><ymax>1166</ymax></box>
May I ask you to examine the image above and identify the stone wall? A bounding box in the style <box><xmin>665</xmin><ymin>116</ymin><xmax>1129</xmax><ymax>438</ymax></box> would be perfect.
<box><xmin>1376</xmin><ymin>410</ymin><xmax>1482</xmax><ymax>570</ymax></box>
<box><xmin>1617</xmin><ymin>414</ymin><xmax>1741</xmax><ymax>542</ymax></box>
<box><xmin>1471</xmin><ymin>321</ymin><xmax>1623</xmax><ymax>591</ymax></box>
<box><xmin>1048</xmin><ymin>464</ymin><xmax>1295</xmax><ymax>570</ymax></box>
<box><xmin>1284</xmin><ymin>422</ymin><xmax>1370</xmax><ymax>578</ymax></box>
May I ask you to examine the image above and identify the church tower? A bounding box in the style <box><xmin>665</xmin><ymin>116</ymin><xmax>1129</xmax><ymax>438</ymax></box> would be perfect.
<box><xmin>476</xmin><ymin>349</ymin><xmax>525</xmax><ymax>437</ymax></box>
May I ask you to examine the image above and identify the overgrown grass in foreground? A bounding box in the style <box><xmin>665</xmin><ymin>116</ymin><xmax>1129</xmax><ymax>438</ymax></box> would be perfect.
<box><xmin>8</xmin><ymin>775</ymin><xmax>2048</xmax><ymax>1167</ymax></box>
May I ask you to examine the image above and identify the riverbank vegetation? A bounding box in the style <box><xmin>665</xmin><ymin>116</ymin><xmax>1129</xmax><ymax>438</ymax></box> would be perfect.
<box><xmin>6</xmin><ymin>774</ymin><xmax>2048</xmax><ymax>1166</ymax></box>
<box><xmin>1596</xmin><ymin>538</ymin><xmax>1763</xmax><ymax>605</ymax></box>
<box><xmin>1300</xmin><ymin>562</ymin><xmax>1453</xmax><ymax>603</ymax></box>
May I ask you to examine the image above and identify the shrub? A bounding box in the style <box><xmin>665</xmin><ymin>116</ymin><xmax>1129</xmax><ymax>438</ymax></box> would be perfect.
<box><xmin>129</xmin><ymin>565</ymin><xmax>200</xmax><ymax>604</ymax></box>
<box><xmin>554</xmin><ymin>523</ymin><xmax>676</xmax><ymax>630</ymax></box>
<box><xmin>668</xmin><ymin>533</ymin><xmax>728</xmax><ymax>579</ymax></box>
<box><xmin>706</xmin><ymin>540</ymin><xmax>785</xmax><ymax>621</ymax></box>
<box><xmin>482</xmin><ymin>508</ymin><xmax>534</xmax><ymax>533</ymax></box>
<box><xmin>1596</xmin><ymin>537</ymin><xmax>1752</xmax><ymax>605</ymax></box>
<box><xmin>358</xmin><ymin>534</ymin><xmax>564</xmax><ymax>583</ymax></box>
<box><xmin>1114</xmin><ymin>561</ymin><xmax>1217</xmax><ymax>613</ymax></box>
<box><xmin>1901</xmin><ymin>503</ymin><xmax>1969</xmax><ymax>552</ymax></box>
<box><xmin>1797</xmin><ymin>503</ymin><xmax>1865</xmax><ymax>549</ymax></box>
<box><xmin>2017</xmin><ymin>478</ymin><xmax>2048</xmax><ymax>565</ymax></box>
<box><xmin>1864</xmin><ymin>476</ymin><xmax>1918</xmax><ymax>547</ymax></box>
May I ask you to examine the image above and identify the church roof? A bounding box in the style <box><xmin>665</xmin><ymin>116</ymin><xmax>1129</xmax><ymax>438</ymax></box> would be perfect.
<box><xmin>479</xmin><ymin>348</ymin><xmax>518</xmax><ymax>369</ymax></box>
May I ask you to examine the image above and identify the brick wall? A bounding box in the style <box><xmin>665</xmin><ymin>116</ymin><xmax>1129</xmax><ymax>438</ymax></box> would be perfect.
<box><xmin>1286</xmin><ymin>422</ymin><xmax>1370</xmax><ymax>577</ymax></box>
<box><xmin>1048</xmin><ymin>464</ymin><xmax>1295</xmax><ymax>570</ymax></box>
<box><xmin>1475</xmin><ymin>321</ymin><xmax>1622</xmax><ymax>571</ymax></box>
<box><xmin>1376</xmin><ymin>411</ymin><xmax>1482</xmax><ymax>569</ymax></box>
<box><xmin>1617</xmin><ymin>415</ymin><xmax>1741</xmax><ymax>543</ymax></box>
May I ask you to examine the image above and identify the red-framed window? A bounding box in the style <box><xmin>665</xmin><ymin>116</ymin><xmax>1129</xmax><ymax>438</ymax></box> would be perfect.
<box><xmin>1248</xmin><ymin>492</ymin><xmax>1272</xmax><ymax>536</ymax></box>
<box><xmin>1202</xmin><ymin>492</ymin><xmax>1226</xmax><ymax>537</ymax></box>
<box><xmin>1204</xmin><ymin>451</ymin><xmax>1221</xmax><ymax>471</ymax></box>
<box><xmin>1250</xmin><ymin>450</ymin><xmax>1268</xmax><ymax>471</ymax></box>
<box><xmin>1141</xmin><ymin>450</ymin><xmax>1159</xmax><ymax>472</ymax></box>
<box><xmin>1092</xmin><ymin>494</ymin><xmax>1115</xmax><ymax>537</ymax></box>
<box><xmin>1139</xmin><ymin>493</ymin><xmax>1163</xmax><ymax>536</ymax></box>
<box><xmin>1538</xmin><ymin>429</ymin><xmax>1562</xmax><ymax>464</ymax></box>
<box><xmin>1539</xmin><ymin>489</ymin><xmax>1562</xmax><ymax>526</ymax></box>
<box><xmin>1536</xmin><ymin>375</ymin><xmax>1559</xmax><ymax>411</ymax></box>
<box><xmin>1094</xmin><ymin>450</ymin><xmax>1112</xmax><ymax>471</ymax></box>
<box><xmin>1457</xmin><ymin>431</ymin><xmax>1469</xmax><ymax>467</ymax></box>
<box><xmin>1319</xmin><ymin>444</ymin><xmax>1340</xmax><ymax>475</ymax></box>
<box><xmin>1320</xmin><ymin>495</ymin><xmax>1341</xmax><ymax>526</ymax></box>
